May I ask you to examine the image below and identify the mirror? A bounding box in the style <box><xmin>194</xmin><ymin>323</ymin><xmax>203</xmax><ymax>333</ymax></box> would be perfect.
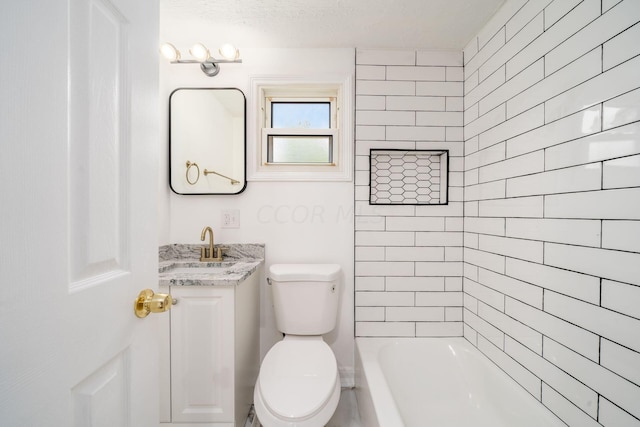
<box><xmin>169</xmin><ymin>88</ymin><xmax>246</xmax><ymax>195</ymax></box>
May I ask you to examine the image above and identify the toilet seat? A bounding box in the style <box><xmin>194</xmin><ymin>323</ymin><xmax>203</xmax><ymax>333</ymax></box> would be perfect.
<box><xmin>255</xmin><ymin>338</ymin><xmax>341</xmax><ymax>427</ymax></box>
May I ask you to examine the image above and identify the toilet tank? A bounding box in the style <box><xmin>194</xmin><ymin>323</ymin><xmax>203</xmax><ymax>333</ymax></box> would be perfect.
<box><xmin>269</xmin><ymin>264</ymin><xmax>341</xmax><ymax>335</ymax></box>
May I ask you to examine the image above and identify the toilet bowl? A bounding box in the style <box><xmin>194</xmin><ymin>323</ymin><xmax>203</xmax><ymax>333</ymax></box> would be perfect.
<box><xmin>254</xmin><ymin>264</ymin><xmax>342</xmax><ymax>427</ymax></box>
<box><xmin>254</xmin><ymin>337</ymin><xmax>340</xmax><ymax>427</ymax></box>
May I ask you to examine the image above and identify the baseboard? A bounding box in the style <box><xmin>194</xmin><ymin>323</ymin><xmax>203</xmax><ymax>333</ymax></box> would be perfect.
<box><xmin>340</xmin><ymin>366</ymin><xmax>355</xmax><ymax>388</ymax></box>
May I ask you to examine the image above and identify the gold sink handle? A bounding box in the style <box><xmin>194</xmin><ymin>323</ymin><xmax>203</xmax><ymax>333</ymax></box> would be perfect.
<box><xmin>134</xmin><ymin>289</ymin><xmax>176</xmax><ymax>318</ymax></box>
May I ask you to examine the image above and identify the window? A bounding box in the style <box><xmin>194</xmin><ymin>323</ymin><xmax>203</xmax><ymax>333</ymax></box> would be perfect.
<box><xmin>262</xmin><ymin>91</ymin><xmax>339</xmax><ymax>168</ymax></box>
<box><xmin>268</xmin><ymin>102</ymin><xmax>333</xmax><ymax>163</ymax></box>
<box><xmin>249</xmin><ymin>77</ymin><xmax>353</xmax><ymax>181</ymax></box>
<box><xmin>267</xmin><ymin>99</ymin><xmax>335</xmax><ymax>164</ymax></box>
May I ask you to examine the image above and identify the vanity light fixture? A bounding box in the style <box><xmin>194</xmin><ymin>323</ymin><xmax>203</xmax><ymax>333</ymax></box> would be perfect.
<box><xmin>160</xmin><ymin>42</ymin><xmax>242</xmax><ymax>77</ymax></box>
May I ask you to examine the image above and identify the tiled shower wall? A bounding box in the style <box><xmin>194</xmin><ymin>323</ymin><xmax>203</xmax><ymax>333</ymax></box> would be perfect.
<box><xmin>463</xmin><ymin>0</ymin><xmax>640</xmax><ymax>426</ymax></box>
<box><xmin>354</xmin><ymin>49</ymin><xmax>465</xmax><ymax>337</ymax></box>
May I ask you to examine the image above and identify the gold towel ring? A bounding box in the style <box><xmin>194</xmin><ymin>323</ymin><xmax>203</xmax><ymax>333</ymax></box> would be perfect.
<box><xmin>185</xmin><ymin>161</ymin><xmax>200</xmax><ymax>185</ymax></box>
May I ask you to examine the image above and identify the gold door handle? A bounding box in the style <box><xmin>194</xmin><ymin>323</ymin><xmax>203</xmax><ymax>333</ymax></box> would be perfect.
<box><xmin>134</xmin><ymin>289</ymin><xmax>176</xmax><ymax>318</ymax></box>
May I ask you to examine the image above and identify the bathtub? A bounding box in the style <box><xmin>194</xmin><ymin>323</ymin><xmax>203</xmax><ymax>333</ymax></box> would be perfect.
<box><xmin>355</xmin><ymin>337</ymin><xmax>564</xmax><ymax>427</ymax></box>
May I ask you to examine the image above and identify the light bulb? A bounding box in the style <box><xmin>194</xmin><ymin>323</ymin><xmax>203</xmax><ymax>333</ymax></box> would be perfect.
<box><xmin>189</xmin><ymin>43</ymin><xmax>210</xmax><ymax>62</ymax></box>
<box><xmin>218</xmin><ymin>43</ymin><xmax>239</xmax><ymax>61</ymax></box>
<box><xmin>160</xmin><ymin>43</ymin><xmax>180</xmax><ymax>61</ymax></box>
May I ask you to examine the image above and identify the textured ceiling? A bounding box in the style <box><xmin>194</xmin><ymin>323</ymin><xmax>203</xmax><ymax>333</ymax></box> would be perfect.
<box><xmin>160</xmin><ymin>0</ymin><xmax>505</xmax><ymax>50</ymax></box>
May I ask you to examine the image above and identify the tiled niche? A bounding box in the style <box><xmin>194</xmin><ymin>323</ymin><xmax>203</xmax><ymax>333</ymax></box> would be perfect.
<box><xmin>370</xmin><ymin>149</ymin><xmax>449</xmax><ymax>205</ymax></box>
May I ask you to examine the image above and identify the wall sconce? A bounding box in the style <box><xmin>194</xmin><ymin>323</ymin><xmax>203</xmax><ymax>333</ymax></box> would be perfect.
<box><xmin>160</xmin><ymin>42</ymin><xmax>242</xmax><ymax>77</ymax></box>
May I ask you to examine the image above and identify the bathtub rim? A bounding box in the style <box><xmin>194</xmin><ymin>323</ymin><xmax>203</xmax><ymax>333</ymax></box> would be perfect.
<box><xmin>355</xmin><ymin>337</ymin><xmax>567</xmax><ymax>427</ymax></box>
<box><xmin>355</xmin><ymin>337</ymin><xmax>475</xmax><ymax>427</ymax></box>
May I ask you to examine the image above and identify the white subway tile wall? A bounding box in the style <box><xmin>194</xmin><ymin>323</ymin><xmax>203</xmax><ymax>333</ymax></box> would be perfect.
<box><xmin>353</xmin><ymin>2</ymin><xmax>640</xmax><ymax>424</ymax></box>
<box><xmin>355</xmin><ymin>49</ymin><xmax>464</xmax><ymax>338</ymax></box>
<box><xmin>463</xmin><ymin>1</ymin><xmax>640</xmax><ymax>426</ymax></box>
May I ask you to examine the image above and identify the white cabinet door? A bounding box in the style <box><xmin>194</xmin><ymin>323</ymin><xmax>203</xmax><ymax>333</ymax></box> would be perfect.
<box><xmin>170</xmin><ymin>286</ymin><xmax>235</xmax><ymax>423</ymax></box>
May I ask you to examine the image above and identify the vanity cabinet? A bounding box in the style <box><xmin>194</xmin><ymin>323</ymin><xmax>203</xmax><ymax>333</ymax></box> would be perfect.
<box><xmin>159</xmin><ymin>267</ymin><xmax>260</xmax><ymax>426</ymax></box>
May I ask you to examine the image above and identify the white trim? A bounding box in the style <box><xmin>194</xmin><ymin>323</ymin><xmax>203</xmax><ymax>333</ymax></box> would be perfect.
<box><xmin>248</xmin><ymin>75</ymin><xmax>353</xmax><ymax>182</ymax></box>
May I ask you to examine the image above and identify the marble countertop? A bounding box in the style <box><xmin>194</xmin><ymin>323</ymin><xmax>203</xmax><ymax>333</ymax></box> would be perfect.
<box><xmin>159</xmin><ymin>243</ymin><xmax>264</xmax><ymax>286</ymax></box>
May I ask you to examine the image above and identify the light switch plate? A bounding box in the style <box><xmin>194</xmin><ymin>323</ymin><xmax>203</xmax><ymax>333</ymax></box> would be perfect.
<box><xmin>222</xmin><ymin>209</ymin><xmax>240</xmax><ymax>228</ymax></box>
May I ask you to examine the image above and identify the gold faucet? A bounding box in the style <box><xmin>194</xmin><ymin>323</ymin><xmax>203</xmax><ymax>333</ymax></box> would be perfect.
<box><xmin>200</xmin><ymin>226</ymin><xmax>222</xmax><ymax>261</ymax></box>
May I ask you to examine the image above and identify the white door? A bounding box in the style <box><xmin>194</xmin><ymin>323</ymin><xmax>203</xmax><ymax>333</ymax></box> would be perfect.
<box><xmin>0</xmin><ymin>0</ymin><xmax>160</xmax><ymax>425</ymax></box>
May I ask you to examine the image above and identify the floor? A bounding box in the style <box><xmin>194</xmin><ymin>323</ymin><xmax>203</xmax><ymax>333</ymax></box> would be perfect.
<box><xmin>327</xmin><ymin>388</ymin><xmax>362</xmax><ymax>427</ymax></box>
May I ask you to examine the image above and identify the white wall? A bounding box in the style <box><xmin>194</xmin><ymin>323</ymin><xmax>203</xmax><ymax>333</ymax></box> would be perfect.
<box><xmin>463</xmin><ymin>0</ymin><xmax>640</xmax><ymax>425</ymax></box>
<box><xmin>158</xmin><ymin>44</ymin><xmax>356</xmax><ymax>383</ymax></box>
<box><xmin>353</xmin><ymin>49</ymin><xmax>466</xmax><ymax>337</ymax></box>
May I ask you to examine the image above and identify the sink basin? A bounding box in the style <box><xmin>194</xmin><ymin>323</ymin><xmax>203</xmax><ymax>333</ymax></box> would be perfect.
<box><xmin>163</xmin><ymin>262</ymin><xmax>238</xmax><ymax>275</ymax></box>
<box><xmin>169</xmin><ymin>266</ymin><xmax>230</xmax><ymax>274</ymax></box>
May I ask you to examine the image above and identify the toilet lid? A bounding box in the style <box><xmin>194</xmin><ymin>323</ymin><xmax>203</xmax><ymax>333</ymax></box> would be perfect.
<box><xmin>259</xmin><ymin>340</ymin><xmax>338</xmax><ymax>420</ymax></box>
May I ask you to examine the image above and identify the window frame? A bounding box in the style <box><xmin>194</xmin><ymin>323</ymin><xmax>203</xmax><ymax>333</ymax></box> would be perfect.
<box><xmin>248</xmin><ymin>76</ymin><xmax>353</xmax><ymax>182</ymax></box>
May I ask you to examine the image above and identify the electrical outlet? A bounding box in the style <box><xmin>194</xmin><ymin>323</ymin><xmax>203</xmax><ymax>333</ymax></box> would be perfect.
<box><xmin>222</xmin><ymin>209</ymin><xmax>240</xmax><ymax>228</ymax></box>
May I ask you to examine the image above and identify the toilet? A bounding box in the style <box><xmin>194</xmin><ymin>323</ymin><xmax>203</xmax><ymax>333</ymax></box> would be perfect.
<box><xmin>254</xmin><ymin>264</ymin><xmax>342</xmax><ymax>427</ymax></box>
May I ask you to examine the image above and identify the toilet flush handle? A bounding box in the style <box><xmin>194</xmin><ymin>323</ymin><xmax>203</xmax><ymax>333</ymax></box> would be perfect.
<box><xmin>265</xmin><ymin>277</ymin><xmax>334</xmax><ymax>292</ymax></box>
